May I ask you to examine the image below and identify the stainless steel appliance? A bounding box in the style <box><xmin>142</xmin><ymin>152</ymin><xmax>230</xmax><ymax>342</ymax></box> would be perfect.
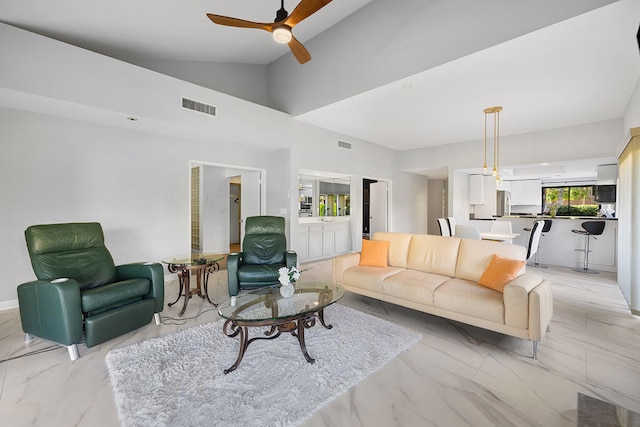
<box><xmin>496</xmin><ymin>190</ymin><xmax>511</xmax><ymax>216</ymax></box>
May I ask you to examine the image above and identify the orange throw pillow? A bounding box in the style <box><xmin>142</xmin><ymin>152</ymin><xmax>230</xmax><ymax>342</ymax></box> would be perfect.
<box><xmin>478</xmin><ymin>254</ymin><xmax>526</xmax><ymax>292</ymax></box>
<box><xmin>359</xmin><ymin>239</ymin><xmax>389</xmax><ymax>267</ymax></box>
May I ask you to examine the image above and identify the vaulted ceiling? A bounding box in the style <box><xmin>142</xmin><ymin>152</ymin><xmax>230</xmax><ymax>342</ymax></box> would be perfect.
<box><xmin>1</xmin><ymin>0</ymin><xmax>638</xmax><ymax>153</ymax></box>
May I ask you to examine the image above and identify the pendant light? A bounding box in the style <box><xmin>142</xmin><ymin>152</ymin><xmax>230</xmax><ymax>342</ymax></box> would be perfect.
<box><xmin>483</xmin><ymin>106</ymin><xmax>503</xmax><ymax>185</ymax></box>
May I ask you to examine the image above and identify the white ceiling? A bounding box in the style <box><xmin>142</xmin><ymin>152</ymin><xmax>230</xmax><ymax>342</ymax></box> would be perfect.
<box><xmin>295</xmin><ymin>0</ymin><xmax>640</xmax><ymax>151</ymax></box>
<box><xmin>0</xmin><ymin>0</ymin><xmax>638</xmax><ymax>175</ymax></box>
<box><xmin>0</xmin><ymin>0</ymin><xmax>375</xmax><ymax>64</ymax></box>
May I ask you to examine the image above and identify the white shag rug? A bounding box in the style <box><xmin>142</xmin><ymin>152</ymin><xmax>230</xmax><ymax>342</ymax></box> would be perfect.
<box><xmin>106</xmin><ymin>304</ymin><xmax>421</xmax><ymax>427</ymax></box>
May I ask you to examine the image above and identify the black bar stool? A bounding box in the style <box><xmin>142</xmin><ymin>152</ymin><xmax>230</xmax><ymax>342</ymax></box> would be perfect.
<box><xmin>524</xmin><ymin>219</ymin><xmax>552</xmax><ymax>268</ymax></box>
<box><xmin>571</xmin><ymin>221</ymin><xmax>605</xmax><ymax>274</ymax></box>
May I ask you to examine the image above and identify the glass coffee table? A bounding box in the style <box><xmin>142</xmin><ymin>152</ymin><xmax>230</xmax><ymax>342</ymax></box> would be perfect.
<box><xmin>162</xmin><ymin>253</ymin><xmax>224</xmax><ymax>316</ymax></box>
<box><xmin>218</xmin><ymin>282</ymin><xmax>345</xmax><ymax>374</ymax></box>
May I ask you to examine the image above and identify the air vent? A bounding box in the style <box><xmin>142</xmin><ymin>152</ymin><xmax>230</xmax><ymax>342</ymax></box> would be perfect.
<box><xmin>181</xmin><ymin>97</ymin><xmax>216</xmax><ymax>117</ymax></box>
<box><xmin>338</xmin><ymin>140</ymin><xmax>352</xmax><ymax>150</ymax></box>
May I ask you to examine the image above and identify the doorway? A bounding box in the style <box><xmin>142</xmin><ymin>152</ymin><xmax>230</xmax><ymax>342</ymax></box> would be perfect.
<box><xmin>190</xmin><ymin>162</ymin><xmax>264</xmax><ymax>254</ymax></box>
<box><xmin>362</xmin><ymin>178</ymin><xmax>389</xmax><ymax>239</ymax></box>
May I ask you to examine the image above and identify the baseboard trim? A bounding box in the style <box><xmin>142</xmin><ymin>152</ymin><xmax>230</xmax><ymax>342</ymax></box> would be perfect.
<box><xmin>0</xmin><ymin>299</ymin><xmax>19</xmax><ymax>311</ymax></box>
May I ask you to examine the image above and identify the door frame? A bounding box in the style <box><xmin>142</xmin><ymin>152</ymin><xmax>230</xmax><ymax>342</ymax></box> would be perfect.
<box><xmin>189</xmin><ymin>160</ymin><xmax>266</xmax><ymax>254</ymax></box>
<box><xmin>362</xmin><ymin>176</ymin><xmax>392</xmax><ymax>236</ymax></box>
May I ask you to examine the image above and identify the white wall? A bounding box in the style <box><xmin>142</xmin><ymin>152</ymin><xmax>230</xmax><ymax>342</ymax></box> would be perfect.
<box><xmin>623</xmin><ymin>76</ymin><xmax>640</xmax><ymax>132</ymax></box>
<box><xmin>128</xmin><ymin>58</ymin><xmax>269</xmax><ymax>107</ymax></box>
<box><xmin>427</xmin><ymin>179</ymin><xmax>447</xmax><ymax>235</ymax></box>
<box><xmin>201</xmin><ymin>166</ymin><xmax>230</xmax><ymax>253</ymax></box>
<box><xmin>0</xmin><ymin>25</ymin><xmax>428</xmax><ymax>306</ymax></box>
<box><xmin>0</xmin><ymin>108</ymin><xmax>267</xmax><ymax>304</ymax></box>
<box><xmin>391</xmin><ymin>171</ymin><xmax>429</xmax><ymax>234</ymax></box>
<box><xmin>267</xmin><ymin>148</ymin><xmax>292</xmax><ymax>242</ymax></box>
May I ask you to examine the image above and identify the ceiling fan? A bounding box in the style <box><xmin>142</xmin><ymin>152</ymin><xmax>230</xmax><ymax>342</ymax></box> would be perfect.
<box><xmin>207</xmin><ymin>0</ymin><xmax>332</xmax><ymax>64</ymax></box>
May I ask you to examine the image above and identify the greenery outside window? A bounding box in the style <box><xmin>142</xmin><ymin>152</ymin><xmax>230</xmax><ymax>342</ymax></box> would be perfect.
<box><xmin>542</xmin><ymin>186</ymin><xmax>599</xmax><ymax>216</ymax></box>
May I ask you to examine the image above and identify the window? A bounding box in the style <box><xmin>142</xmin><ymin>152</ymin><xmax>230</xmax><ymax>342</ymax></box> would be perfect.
<box><xmin>542</xmin><ymin>185</ymin><xmax>599</xmax><ymax>216</ymax></box>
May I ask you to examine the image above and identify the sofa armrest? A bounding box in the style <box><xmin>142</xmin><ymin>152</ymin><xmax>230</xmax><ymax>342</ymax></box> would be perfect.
<box><xmin>332</xmin><ymin>252</ymin><xmax>361</xmax><ymax>284</ymax></box>
<box><xmin>503</xmin><ymin>273</ymin><xmax>545</xmax><ymax>330</ymax></box>
<box><xmin>17</xmin><ymin>279</ymin><xmax>83</xmax><ymax>346</ymax></box>
<box><xmin>528</xmin><ymin>280</ymin><xmax>553</xmax><ymax>341</ymax></box>
<box><xmin>116</xmin><ymin>263</ymin><xmax>165</xmax><ymax>313</ymax></box>
<box><xmin>227</xmin><ymin>252</ymin><xmax>242</xmax><ymax>297</ymax></box>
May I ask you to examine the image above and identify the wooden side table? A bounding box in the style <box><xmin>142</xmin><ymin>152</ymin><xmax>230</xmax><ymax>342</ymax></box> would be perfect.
<box><xmin>162</xmin><ymin>253</ymin><xmax>224</xmax><ymax>316</ymax></box>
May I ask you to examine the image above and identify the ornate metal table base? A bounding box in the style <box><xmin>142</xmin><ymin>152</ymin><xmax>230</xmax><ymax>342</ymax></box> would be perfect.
<box><xmin>167</xmin><ymin>261</ymin><xmax>219</xmax><ymax>316</ymax></box>
<box><xmin>222</xmin><ymin>309</ymin><xmax>333</xmax><ymax>374</ymax></box>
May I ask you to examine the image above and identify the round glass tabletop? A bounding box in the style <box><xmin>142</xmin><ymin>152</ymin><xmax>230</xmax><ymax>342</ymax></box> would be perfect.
<box><xmin>218</xmin><ymin>282</ymin><xmax>345</xmax><ymax>323</ymax></box>
<box><xmin>161</xmin><ymin>253</ymin><xmax>224</xmax><ymax>266</ymax></box>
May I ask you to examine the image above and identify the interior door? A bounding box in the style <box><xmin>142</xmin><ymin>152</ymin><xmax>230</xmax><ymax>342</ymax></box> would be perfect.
<box><xmin>240</xmin><ymin>170</ymin><xmax>262</xmax><ymax>246</ymax></box>
<box><xmin>369</xmin><ymin>181</ymin><xmax>388</xmax><ymax>237</ymax></box>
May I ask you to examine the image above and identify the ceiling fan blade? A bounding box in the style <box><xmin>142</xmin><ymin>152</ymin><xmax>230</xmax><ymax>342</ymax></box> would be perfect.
<box><xmin>285</xmin><ymin>0</ymin><xmax>332</xmax><ymax>27</ymax></box>
<box><xmin>288</xmin><ymin>35</ymin><xmax>312</xmax><ymax>64</ymax></box>
<box><xmin>207</xmin><ymin>14</ymin><xmax>273</xmax><ymax>32</ymax></box>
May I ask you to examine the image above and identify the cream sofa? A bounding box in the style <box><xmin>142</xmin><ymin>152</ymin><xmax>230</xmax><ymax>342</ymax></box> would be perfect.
<box><xmin>332</xmin><ymin>232</ymin><xmax>553</xmax><ymax>358</ymax></box>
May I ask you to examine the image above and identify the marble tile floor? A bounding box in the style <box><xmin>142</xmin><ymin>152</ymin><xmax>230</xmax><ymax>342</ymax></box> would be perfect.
<box><xmin>0</xmin><ymin>260</ymin><xmax>639</xmax><ymax>426</ymax></box>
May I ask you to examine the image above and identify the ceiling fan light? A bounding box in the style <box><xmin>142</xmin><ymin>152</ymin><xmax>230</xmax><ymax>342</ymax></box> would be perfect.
<box><xmin>273</xmin><ymin>26</ymin><xmax>292</xmax><ymax>43</ymax></box>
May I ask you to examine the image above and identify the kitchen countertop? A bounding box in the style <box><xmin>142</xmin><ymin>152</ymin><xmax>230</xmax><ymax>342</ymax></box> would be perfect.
<box><xmin>470</xmin><ymin>216</ymin><xmax>617</xmax><ymax>221</ymax></box>
<box><xmin>496</xmin><ymin>215</ymin><xmax>617</xmax><ymax>220</ymax></box>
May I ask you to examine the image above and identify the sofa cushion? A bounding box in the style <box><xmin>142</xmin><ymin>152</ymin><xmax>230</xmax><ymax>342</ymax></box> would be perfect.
<box><xmin>455</xmin><ymin>239</ymin><xmax>526</xmax><ymax>282</ymax></box>
<box><xmin>434</xmin><ymin>278</ymin><xmax>505</xmax><ymax>324</ymax></box>
<box><xmin>382</xmin><ymin>270</ymin><xmax>450</xmax><ymax>307</ymax></box>
<box><xmin>343</xmin><ymin>265</ymin><xmax>404</xmax><ymax>293</ymax></box>
<box><xmin>81</xmin><ymin>278</ymin><xmax>150</xmax><ymax>313</ymax></box>
<box><xmin>360</xmin><ymin>239</ymin><xmax>389</xmax><ymax>267</ymax></box>
<box><xmin>407</xmin><ymin>234</ymin><xmax>461</xmax><ymax>277</ymax></box>
<box><xmin>372</xmin><ymin>232</ymin><xmax>413</xmax><ymax>268</ymax></box>
<box><xmin>478</xmin><ymin>254</ymin><xmax>526</xmax><ymax>292</ymax></box>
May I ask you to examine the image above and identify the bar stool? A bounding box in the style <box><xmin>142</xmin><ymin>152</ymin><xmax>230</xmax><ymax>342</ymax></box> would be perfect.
<box><xmin>571</xmin><ymin>221</ymin><xmax>605</xmax><ymax>274</ymax></box>
<box><xmin>446</xmin><ymin>217</ymin><xmax>456</xmax><ymax>236</ymax></box>
<box><xmin>525</xmin><ymin>221</ymin><xmax>545</xmax><ymax>264</ymax></box>
<box><xmin>437</xmin><ymin>218</ymin><xmax>451</xmax><ymax>236</ymax></box>
<box><xmin>524</xmin><ymin>219</ymin><xmax>552</xmax><ymax>268</ymax></box>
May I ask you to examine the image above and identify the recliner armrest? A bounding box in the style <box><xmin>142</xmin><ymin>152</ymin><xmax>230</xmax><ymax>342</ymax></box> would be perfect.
<box><xmin>17</xmin><ymin>279</ymin><xmax>83</xmax><ymax>346</ymax></box>
<box><xmin>227</xmin><ymin>252</ymin><xmax>242</xmax><ymax>297</ymax></box>
<box><xmin>116</xmin><ymin>263</ymin><xmax>165</xmax><ymax>313</ymax></box>
<box><xmin>286</xmin><ymin>250</ymin><xmax>297</xmax><ymax>269</ymax></box>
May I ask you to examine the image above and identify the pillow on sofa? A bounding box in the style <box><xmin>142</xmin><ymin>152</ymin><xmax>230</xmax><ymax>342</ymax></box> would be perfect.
<box><xmin>360</xmin><ymin>239</ymin><xmax>389</xmax><ymax>267</ymax></box>
<box><xmin>478</xmin><ymin>254</ymin><xmax>526</xmax><ymax>292</ymax></box>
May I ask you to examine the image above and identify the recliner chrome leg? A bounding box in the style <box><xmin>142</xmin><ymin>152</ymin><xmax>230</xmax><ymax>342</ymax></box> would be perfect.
<box><xmin>154</xmin><ymin>313</ymin><xmax>162</xmax><ymax>325</ymax></box>
<box><xmin>25</xmin><ymin>333</ymin><xmax>34</xmax><ymax>343</ymax></box>
<box><xmin>68</xmin><ymin>344</ymin><xmax>80</xmax><ymax>361</ymax></box>
<box><xmin>532</xmin><ymin>341</ymin><xmax>538</xmax><ymax>360</ymax></box>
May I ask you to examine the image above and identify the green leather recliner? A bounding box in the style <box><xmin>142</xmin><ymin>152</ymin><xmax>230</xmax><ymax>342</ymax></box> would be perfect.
<box><xmin>227</xmin><ymin>216</ymin><xmax>297</xmax><ymax>296</ymax></box>
<box><xmin>17</xmin><ymin>222</ymin><xmax>164</xmax><ymax>360</ymax></box>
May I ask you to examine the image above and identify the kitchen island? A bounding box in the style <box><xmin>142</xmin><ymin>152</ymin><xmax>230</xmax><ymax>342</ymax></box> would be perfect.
<box><xmin>470</xmin><ymin>216</ymin><xmax>618</xmax><ymax>273</ymax></box>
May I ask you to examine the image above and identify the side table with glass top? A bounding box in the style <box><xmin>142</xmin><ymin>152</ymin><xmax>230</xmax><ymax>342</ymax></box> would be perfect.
<box><xmin>162</xmin><ymin>253</ymin><xmax>224</xmax><ymax>316</ymax></box>
<box><xmin>218</xmin><ymin>282</ymin><xmax>345</xmax><ymax>374</ymax></box>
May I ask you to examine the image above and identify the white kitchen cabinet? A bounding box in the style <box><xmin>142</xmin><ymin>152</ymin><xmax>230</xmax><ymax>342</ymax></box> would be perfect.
<box><xmin>468</xmin><ymin>174</ymin><xmax>485</xmax><ymax>204</ymax></box>
<box><xmin>510</xmin><ymin>179</ymin><xmax>542</xmax><ymax>205</ymax></box>
<box><xmin>334</xmin><ymin>227</ymin><xmax>350</xmax><ymax>253</ymax></box>
<box><xmin>298</xmin><ymin>221</ymin><xmax>350</xmax><ymax>261</ymax></box>
<box><xmin>497</xmin><ymin>180</ymin><xmax>511</xmax><ymax>192</ymax></box>
<box><xmin>308</xmin><ymin>225</ymin><xmax>323</xmax><ymax>258</ymax></box>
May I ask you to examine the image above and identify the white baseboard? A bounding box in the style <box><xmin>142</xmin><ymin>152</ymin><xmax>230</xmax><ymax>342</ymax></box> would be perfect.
<box><xmin>0</xmin><ymin>299</ymin><xmax>19</xmax><ymax>311</ymax></box>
